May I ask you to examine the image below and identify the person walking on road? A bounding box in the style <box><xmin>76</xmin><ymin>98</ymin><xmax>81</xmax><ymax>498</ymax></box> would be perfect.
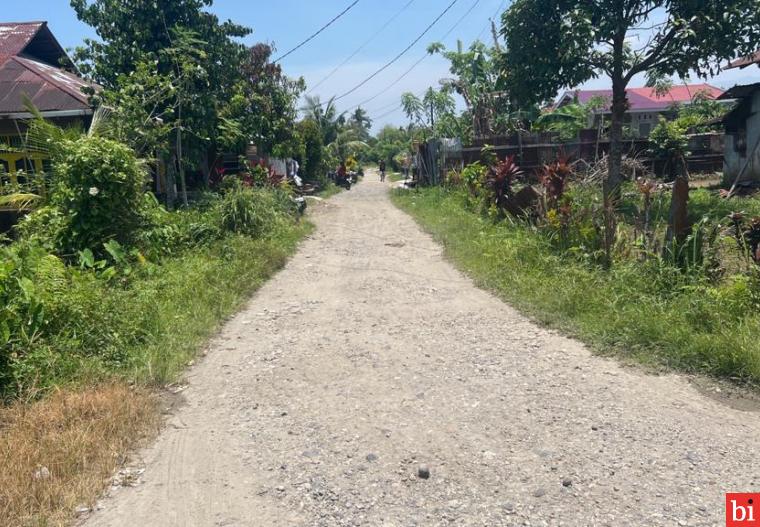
<box><xmin>379</xmin><ymin>160</ymin><xmax>386</xmax><ymax>182</ymax></box>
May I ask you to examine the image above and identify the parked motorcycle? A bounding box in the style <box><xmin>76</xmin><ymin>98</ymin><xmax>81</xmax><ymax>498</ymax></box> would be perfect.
<box><xmin>329</xmin><ymin>170</ymin><xmax>351</xmax><ymax>190</ymax></box>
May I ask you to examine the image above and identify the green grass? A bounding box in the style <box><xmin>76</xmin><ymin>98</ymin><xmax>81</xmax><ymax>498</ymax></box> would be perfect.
<box><xmin>3</xmin><ymin>218</ymin><xmax>312</xmax><ymax>396</ymax></box>
<box><xmin>128</xmin><ymin>225</ymin><xmax>312</xmax><ymax>385</ymax></box>
<box><xmin>388</xmin><ymin>171</ymin><xmax>405</xmax><ymax>182</ymax></box>
<box><xmin>392</xmin><ymin>187</ymin><xmax>760</xmax><ymax>384</ymax></box>
<box><xmin>317</xmin><ymin>182</ymin><xmax>343</xmax><ymax>199</ymax></box>
<box><xmin>616</xmin><ymin>182</ymin><xmax>760</xmax><ymax>227</ymax></box>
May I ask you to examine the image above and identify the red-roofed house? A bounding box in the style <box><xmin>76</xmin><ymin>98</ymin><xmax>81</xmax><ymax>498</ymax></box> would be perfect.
<box><xmin>557</xmin><ymin>83</ymin><xmax>725</xmax><ymax>137</ymax></box>
<box><xmin>0</xmin><ymin>21</ymin><xmax>95</xmax><ymax>183</ymax></box>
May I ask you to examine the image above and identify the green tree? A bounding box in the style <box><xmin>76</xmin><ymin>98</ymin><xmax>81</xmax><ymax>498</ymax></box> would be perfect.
<box><xmin>429</xmin><ymin>40</ymin><xmax>505</xmax><ymax>137</ymax></box>
<box><xmin>70</xmin><ymin>0</ymin><xmax>248</xmax><ymax>89</ymax></box>
<box><xmin>228</xmin><ymin>43</ymin><xmax>306</xmax><ymax>155</ymax></box>
<box><xmin>301</xmin><ymin>95</ymin><xmax>345</xmax><ymax>147</ymax></box>
<box><xmin>400</xmin><ymin>88</ymin><xmax>456</xmax><ymax>138</ymax></box>
<box><xmin>349</xmin><ymin>107</ymin><xmax>373</xmax><ymax>141</ymax></box>
<box><xmin>71</xmin><ymin>0</ymin><xmax>251</xmax><ymax>205</ymax></box>
<box><xmin>296</xmin><ymin>120</ymin><xmax>324</xmax><ymax>183</ymax></box>
<box><xmin>372</xmin><ymin>125</ymin><xmax>412</xmax><ymax>170</ymax></box>
<box><xmin>501</xmin><ymin>0</ymin><xmax>760</xmax><ymax>261</ymax></box>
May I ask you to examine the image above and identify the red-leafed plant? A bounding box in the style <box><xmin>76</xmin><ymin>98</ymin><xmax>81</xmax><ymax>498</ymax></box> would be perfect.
<box><xmin>540</xmin><ymin>156</ymin><xmax>573</xmax><ymax>209</ymax></box>
<box><xmin>485</xmin><ymin>155</ymin><xmax>524</xmax><ymax>211</ymax></box>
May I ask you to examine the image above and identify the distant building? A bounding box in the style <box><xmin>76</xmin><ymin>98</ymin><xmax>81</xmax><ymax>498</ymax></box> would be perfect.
<box><xmin>557</xmin><ymin>84</ymin><xmax>725</xmax><ymax>137</ymax></box>
<box><xmin>0</xmin><ymin>21</ymin><xmax>95</xmax><ymax>183</ymax></box>
<box><xmin>720</xmin><ymin>54</ymin><xmax>760</xmax><ymax>185</ymax></box>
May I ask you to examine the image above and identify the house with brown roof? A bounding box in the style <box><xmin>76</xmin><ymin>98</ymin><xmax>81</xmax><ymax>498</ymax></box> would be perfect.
<box><xmin>0</xmin><ymin>21</ymin><xmax>94</xmax><ymax>183</ymax></box>
<box><xmin>557</xmin><ymin>83</ymin><xmax>725</xmax><ymax>137</ymax></box>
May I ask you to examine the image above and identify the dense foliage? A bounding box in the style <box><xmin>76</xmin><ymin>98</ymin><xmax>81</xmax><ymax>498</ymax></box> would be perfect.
<box><xmin>28</xmin><ymin>137</ymin><xmax>149</xmax><ymax>256</ymax></box>
<box><xmin>70</xmin><ymin>0</ymin><xmax>305</xmax><ymax>206</ymax></box>
<box><xmin>1</xmin><ymin>163</ymin><xmax>306</xmax><ymax>396</ymax></box>
<box><xmin>500</xmin><ymin>0</ymin><xmax>760</xmax><ymax>262</ymax></box>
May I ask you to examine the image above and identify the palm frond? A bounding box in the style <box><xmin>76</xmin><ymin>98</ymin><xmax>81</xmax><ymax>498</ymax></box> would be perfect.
<box><xmin>23</xmin><ymin>96</ymin><xmax>71</xmax><ymax>157</ymax></box>
<box><xmin>88</xmin><ymin>106</ymin><xmax>115</xmax><ymax>139</ymax></box>
<box><xmin>0</xmin><ymin>193</ymin><xmax>42</xmax><ymax>210</ymax></box>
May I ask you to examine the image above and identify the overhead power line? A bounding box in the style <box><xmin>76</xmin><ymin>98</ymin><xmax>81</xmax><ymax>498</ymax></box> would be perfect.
<box><xmin>330</xmin><ymin>0</ymin><xmax>460</xmax><ymax>104</ymax></box>
<box><xmin>273</xmin><ymin>0</ymin><xmax>361</xmax><ymax>63</ymax></box>
<box><xmin>369</xmin><ymin>87</ymin><xmax>426</xmax><ymax>122</ymax></box>
<box><xmin>353</xmin><ymin>0</ymin><xmax>482</xmax><ymax>112</ymax></box>
<box><xmin>308</xmin><ymin>0</ymin><xmax>418</xmax><ymax>94</ymax></box>
<box><xmin>372</xmin><ymin>103</ymin><xmax>404</xmax><ymax>122</ymax></box>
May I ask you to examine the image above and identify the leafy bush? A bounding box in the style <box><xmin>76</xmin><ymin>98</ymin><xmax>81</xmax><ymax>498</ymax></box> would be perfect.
<box><xmin>218</xmin><ymin>187</ymin><xmax>294</xmax><ymax>237</ymax></box>
<box><xmin>649</xmin><ymin>117</ymin><xmax>689</xmax><ymax>179</ymax></box>
<box><xmin>22</xmin><ymin>136</ymin><xmax>149</xmax><ymax>256</ymax></box>
<box><xmin>539</xmin><ymin>157</ymin><xmax>572</xmax><ymax>209</ymax></box>
<box><xmin>485</xmin><ymin>156</ymin><xmax>523</xmax><ymax>214</ymax></box>
<box><xmin>0</xmin><ymin>244</ymin><xmax>54</xmax><ymax>387</ymax></box>
<box><xmin>296</xmin><ymin>119</ymin><xmax>324</xmax><ymax>184</ymax></box>
<box><xmin>460</xmin><ymin>161</ymin><xmax>488</xmax><ymax>210</ymax></box>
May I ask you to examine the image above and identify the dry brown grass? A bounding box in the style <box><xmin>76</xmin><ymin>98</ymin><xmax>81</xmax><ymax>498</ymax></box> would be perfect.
<box><xmin>0</xmin><ymin>384</ymin><xmax>159</xmax><ymax>527</ymax></box>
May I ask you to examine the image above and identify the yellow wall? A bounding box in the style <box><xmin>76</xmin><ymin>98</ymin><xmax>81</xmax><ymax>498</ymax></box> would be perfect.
<box><xmin>0</xmin><ymin>135</ymin><xmax>47</xmax><ymax>184</ymax></box>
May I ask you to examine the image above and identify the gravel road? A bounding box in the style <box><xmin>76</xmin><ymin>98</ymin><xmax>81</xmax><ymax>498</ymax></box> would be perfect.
<box><xmin>84</xmin><ymin>176</ymin><xmax>760</xmax><ymax>526</ymax></box>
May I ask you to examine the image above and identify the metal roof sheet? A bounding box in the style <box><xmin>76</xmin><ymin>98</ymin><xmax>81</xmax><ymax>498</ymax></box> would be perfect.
<box><xmin>0</xmin><ymin>22</ymin><xmax>44</xmax><ymax>60</ymax></box>
<box><xmin>560</xmin><ymin>84</ymin><xmax>724</xmax><ymax>112</ymax></box>
<box><xmin>0</xmin><ymin>56</ymin><xmax>91</xmax><ymax>113</ymax></box>
<box><xmin>718</xmin><ymin>82</ymin><xmax>760</xmax><ymax>100</ymax></box>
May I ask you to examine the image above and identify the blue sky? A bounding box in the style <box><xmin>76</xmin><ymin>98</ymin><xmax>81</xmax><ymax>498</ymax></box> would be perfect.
<box><xmin>5</xmin><ymin>1</ymin><xmax>760</xmax><ymax>131</ymax></box>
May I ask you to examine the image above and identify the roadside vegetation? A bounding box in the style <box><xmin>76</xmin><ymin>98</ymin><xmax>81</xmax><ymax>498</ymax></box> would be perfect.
<box><xmin>0</xmin><ymin>114</ymin><xmax>310</xmax><ymax>525</ymax></box>
<box><xmin>393</xmin><ymin>154</ymin><xmax>760</xmax><ymax>383</ymax></box>
<box><xmin>379</xmin><ymin>0</ymin><xmax>760</xmax><ymax>384</ymax></box>
<box><xmin>0</xmin><ymin>2</ymin><xmax>318</xmax><ymax>524</ymax></box>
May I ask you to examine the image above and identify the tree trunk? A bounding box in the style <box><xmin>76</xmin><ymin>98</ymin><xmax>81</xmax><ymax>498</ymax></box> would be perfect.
<box><xmin>166</xmin><ymin>153</ymin><xmax>177</xmax><ymax>211</ymax></box>
<box><xmin>200</xmin><ymin>146</ymin><xmax>212</xmax><ymax>188</ymax></box>
<box><xmin>517</xmin><ymin>128</ymin><xmax>524</xmax><ymax>166</ymax></box>
<box><xmin>607</xmin><ymin>75</ymin><xmax>627</xmax><ymax>202</ymax></box>
<box><xmin>602</xmin><ymin>34</ymin><xmax>628</xmax><ymax>267</ymax></box>
<box><xmin>177</xmin><ymin>104</ymin><xmax>188</xmax><ymax>207</ymax></box>
<box><xmin>665</xmin><ymin>155</ymin><xmax>690</xmax><ymax>247</ymax></box>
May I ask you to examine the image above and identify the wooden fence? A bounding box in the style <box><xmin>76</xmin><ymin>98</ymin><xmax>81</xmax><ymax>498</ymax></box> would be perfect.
<box><xmin>415</xmin><ymin>130</ymin><xmax>724</xmax><ymax>183</ymax></box>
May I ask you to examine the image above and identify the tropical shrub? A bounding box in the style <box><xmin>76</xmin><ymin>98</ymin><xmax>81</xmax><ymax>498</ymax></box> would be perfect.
<box><xmin>540</xmin><ymin>157</ymin><xmax>573</xmax><ymax>210</ymax></box>
<box><xmin>485</xmin><ymin>155</ymin><xmax>523</xmax><ymax>215</ymax></box>
<box><xmin>0</xmin><ymin>243</ymin><xmax>54</xmax><ymax>388</ymax></box>
<box><xmin>27</xmin><ymin>136</ymin><xmax>149</xmax><ymax>256</ymax></box>
<box><xmin>460</xmin><ymin>161</ymin><xmax>488</xmax><ymax>210</ymax></box>
<box><xmin>218</xmin><ymin>187</ymin><xmax>293</xmax><ymax>237</ymax></box>
<box><xmin>649</xmin><ymin>117</ymin><xmax>690</xmax><ymax>180</ymax></box>
<box><xmin>296</xmin><ymin>119</ymin><xmax>324</xmax><ymax>183</ymax></box>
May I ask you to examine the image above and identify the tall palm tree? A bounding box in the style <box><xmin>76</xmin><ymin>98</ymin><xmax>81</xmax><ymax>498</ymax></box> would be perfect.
<box><xmin>301</xmin><ymin>95</ymin><xmax>344</xmax><ymax>145</ymax></box>
<box><xmin>351</xmin><ymin>107</ymin><xmax>372</xmax><ymax>132</ymax></box>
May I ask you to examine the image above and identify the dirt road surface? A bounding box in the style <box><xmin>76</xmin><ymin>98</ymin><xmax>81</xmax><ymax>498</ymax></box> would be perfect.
<box><xmin>84</xmin><ymin>176</ymin><xmax>760</xmax><ymax>526</ymax></box>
